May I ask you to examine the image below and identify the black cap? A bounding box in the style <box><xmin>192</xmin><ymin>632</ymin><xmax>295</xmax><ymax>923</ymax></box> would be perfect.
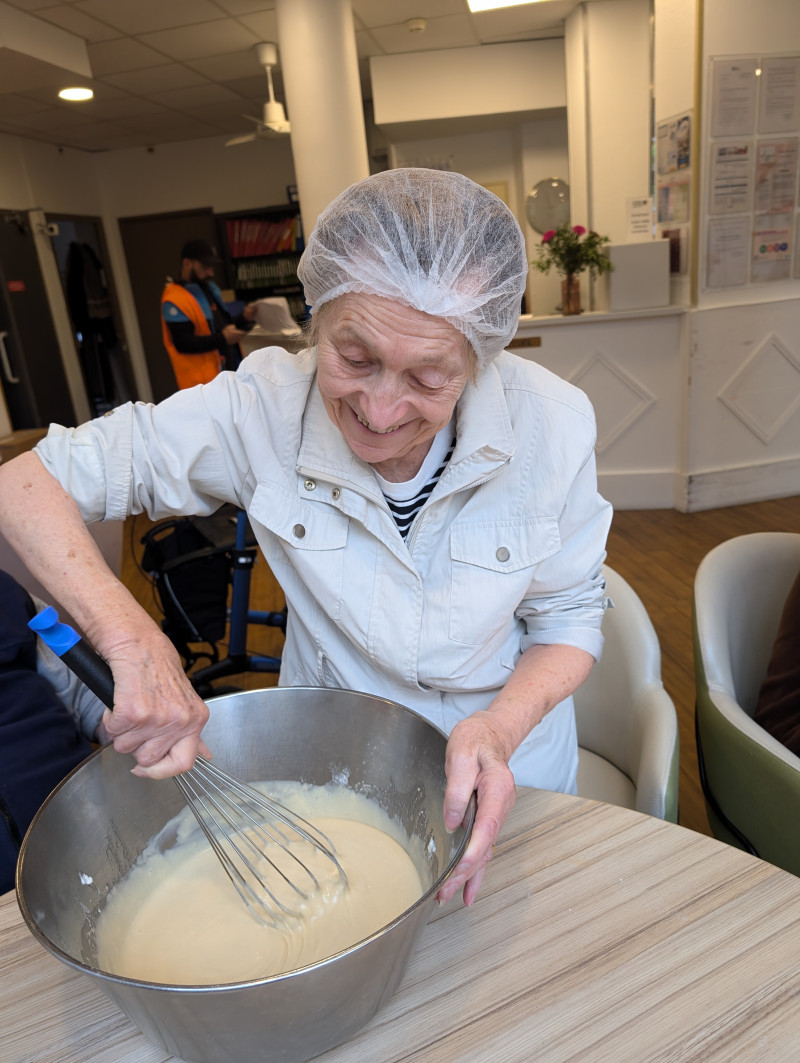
<box><xmin>180</xmin><ymin>238</ymin><xmax>221</xmax><ymax>266</ymax></box>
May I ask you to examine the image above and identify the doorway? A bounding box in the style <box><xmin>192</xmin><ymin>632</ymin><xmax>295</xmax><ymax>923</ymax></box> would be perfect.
<box><xmin>47</xmin><ymin>214</ymin><xmax>135</xmax><ymax>417</ymax></box>
<box><xmin>119</xmin><ymin>208</ymin><xmax>218</xmax><ymax>404</ymax></box>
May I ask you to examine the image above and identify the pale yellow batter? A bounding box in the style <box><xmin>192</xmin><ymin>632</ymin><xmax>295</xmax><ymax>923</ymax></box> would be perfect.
<box><xmin>95</xmin><ymin>782</ymin><xmax>425</xmax><ymax>985</ymax></box>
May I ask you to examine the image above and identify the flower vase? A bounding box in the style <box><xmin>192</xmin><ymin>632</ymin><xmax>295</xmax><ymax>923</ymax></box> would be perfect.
<box><xmin>561</xmin><ymin>273</ymin><xmax>581</xmax><ymax>315</ymax></box>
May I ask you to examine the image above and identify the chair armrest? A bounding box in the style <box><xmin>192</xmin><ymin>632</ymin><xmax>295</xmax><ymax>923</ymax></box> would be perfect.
<box><xmin>633</xmin><ymin>685</ymin><xmax>679</xmax><ymax>821</ymax></box>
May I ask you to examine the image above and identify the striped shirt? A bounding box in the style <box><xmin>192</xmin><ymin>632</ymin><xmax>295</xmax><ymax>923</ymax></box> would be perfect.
<box><xmin>375</xmin><ymin>426</ymin><xmax>456</xmax><ymax>540</ymax></box>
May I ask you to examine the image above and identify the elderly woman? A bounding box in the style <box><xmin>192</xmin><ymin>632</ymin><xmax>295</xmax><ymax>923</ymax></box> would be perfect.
<box><xmin>0</xmin><ymin>169</ymin><xmax>611</xmax><ymax>905</ymax></box>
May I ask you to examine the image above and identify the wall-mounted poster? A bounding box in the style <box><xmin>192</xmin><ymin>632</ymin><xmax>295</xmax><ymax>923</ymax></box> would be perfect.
<box><xmin>758</xmin><ymin>56</ymin><xmax>800</xmax><ymax>135</ymax></box>
<box><xmin>751</xmin><ymin>214</ymin><xmax>793</xmax><ymax>282</ymax></box>
<box><xmin>657</xmin><ymin>113</ymin><xmax>691</xmax><ymax>175</ymax></box>
<box><xmin>706</xmin><ymin>214</ymin><xmax>750</xmax><ymax>289</ymax></box>
<box><xmin>711</xmin><ymin>58</ymin><xmax>758</xmax><ymax>138</ymax></box>
<box><xmin>709</xmin><ymin>141</ymin><xmax>753</xmax><ymax>214</ymax></box>
<box><xmin>754</xmin><ymin>138</ymin><xmax>798</xmax><ymax>213</ymax></box>
<box><xmin>658</xmin><ymin>177</ymin><xmax>691</xmax><ymax>225</ymax></box>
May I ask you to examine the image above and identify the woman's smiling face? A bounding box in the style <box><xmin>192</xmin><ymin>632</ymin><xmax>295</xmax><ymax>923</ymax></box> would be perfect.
<box><xmin>315</xmin><ymin>293</ymin><xmax>473</xmax><ymax>482</ymax></box>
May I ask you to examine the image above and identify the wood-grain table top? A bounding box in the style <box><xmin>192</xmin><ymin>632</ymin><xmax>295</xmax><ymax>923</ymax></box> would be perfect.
<box><xmin>3</xmin><ymin>788</ymin><xmax>799</xmax><ymax>1063</ymax></box>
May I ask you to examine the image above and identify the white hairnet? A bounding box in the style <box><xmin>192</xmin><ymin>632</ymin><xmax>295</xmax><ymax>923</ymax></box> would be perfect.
<box><xmin>297</xmin><ymin>168</ymin><xmax>528</xmax><ymax>368</ymax></box>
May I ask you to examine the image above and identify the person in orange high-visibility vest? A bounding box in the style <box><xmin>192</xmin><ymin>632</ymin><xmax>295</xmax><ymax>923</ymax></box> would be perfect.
<box><xmin>161</xmin><ymin>238</ymin><xmax>257</xmax><ymax>390</ymax></box>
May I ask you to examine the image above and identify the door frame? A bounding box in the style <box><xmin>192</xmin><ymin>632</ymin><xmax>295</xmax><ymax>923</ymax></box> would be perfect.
<box><xmin>45</xmin><ymin>211</ymin><xmax>137</xmax><ymax>411</ymax></box>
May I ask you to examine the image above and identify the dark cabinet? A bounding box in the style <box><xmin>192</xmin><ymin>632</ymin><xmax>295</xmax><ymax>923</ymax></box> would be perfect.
<box><xmin>216</xmin><ymin>206</ymin><xmax>306</xmax><ymax>323</ymax></box>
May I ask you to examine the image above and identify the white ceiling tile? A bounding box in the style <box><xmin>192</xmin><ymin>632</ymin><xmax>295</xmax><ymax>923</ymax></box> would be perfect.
<box><xmin>185</xmin><ymin>50</ymin><xmax>264</xmax><ymax>82</ymax></box>
<box><xmin>137</xmin><ymin>21</ymin><xmax>261</xmax><ymax>62</ymax></box>
<box><xmin>74</xmin><ymin>0</ymin><xmax>224</xmax><ymax>36</ymax></box>
<box><xmin>182</xmin><ymin>100</ymin><xmax>261</xmax><ymax>129</ymax></box>
<box><xmin>121</xmin><ymin>111</ymin><xmax>221</xmax><ymax>138</ymax></box>
<box><xmin>34</xmin><ymin>6</ymin><xmax>122</xmax><ymax>43</ymax></box>
<box><xmin>76</xmin><ymin>96</ymin><xmax>166</xmax><ymax>120</ymax></box>
<box><xmin>153</xmin><ymin>83</ymin><xmax>244</xmax><ymax>112</ymax></box>
<box><xmin>370</xmin><ymin>15</ymin><xmax>479</xmax><ymax>54</ymax></box>
<box><xmin>11</xmin><ymin>107</ymin><xmax>94</xmax><ymax>131</ymax></box>
<box><xmin>2</xmin><ymin>0</ymin><xmax>57</xmax><ymax>10</ymax></box>
<box><xmin>352</xmin><ymin>0</ymin><xmax>465</xmax><ymax>31</ymax></box>
<box><xmin>0</xmin><ymin>93</ymin><xmax>52</xmax><ymax>117</ymax></box>
<box><xmin>214</xmin><ymin>74</ymin><xmax>268</xmax><ymax>100</ymax></box>
<box><xmin>236</xmin><ymin>10</ymin><xmax>280</xmax><ymax>43</ymax></box>
<box><xmin>87</xmin><ymin>37</ymin><xmax>169</xmax><ymax>76</ymax></box>
<box><xmin>213</xmin><ymin>0</ymin><xmax>275</xmax><ymax>13</ymax></box>
<box><xmin>100</xmin><ymin>64</ymin><xmax>208</xmax><ymax>94</ymax></box>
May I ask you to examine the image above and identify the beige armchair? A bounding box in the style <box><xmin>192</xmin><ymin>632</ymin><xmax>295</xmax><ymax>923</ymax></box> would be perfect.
<box><xmin>575</xmin><ymin>565</ymin><xmax>679</xmax><ymax>821</ymax></box>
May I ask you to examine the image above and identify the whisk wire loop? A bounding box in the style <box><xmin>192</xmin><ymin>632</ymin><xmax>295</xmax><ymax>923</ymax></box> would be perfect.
<box><xmin>174</xmin><ymin>757</ymin><xmax>349</xmax><ymax>928</ymax></box>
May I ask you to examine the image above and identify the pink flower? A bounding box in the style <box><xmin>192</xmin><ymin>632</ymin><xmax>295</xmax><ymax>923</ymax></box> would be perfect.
<box><xmin>573</xmin><ymin>225</ymin><xmax>586</xmax><ymax>235</ymax></box>
<box><xmin>542</xmin><ymin>230</ymin><xmax>556</xmax><ymax>243</ymax></box>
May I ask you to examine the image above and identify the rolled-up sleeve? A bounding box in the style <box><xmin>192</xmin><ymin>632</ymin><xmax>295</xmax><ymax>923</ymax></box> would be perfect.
<box><xmin>34</xmin><ymin>382</ymin><xmax>248</xmax><ymax>524</ymax></box>
<box><xmin>517</xmin><ymin>445</ymin><xmax>613</xmax><ymax>662</ymax></box>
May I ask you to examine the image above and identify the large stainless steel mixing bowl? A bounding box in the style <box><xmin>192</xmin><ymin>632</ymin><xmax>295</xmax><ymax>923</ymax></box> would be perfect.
<box><xmin>17</xmin><ymin>687</ymin><xmax>473</xmax><ymax>1063</ymax></box>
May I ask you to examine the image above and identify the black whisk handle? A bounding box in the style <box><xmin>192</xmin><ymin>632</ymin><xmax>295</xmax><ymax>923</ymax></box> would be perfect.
<box><xmin>29</xmin><ymin>606</ymin><xmax>115</xmax><ymax>709</ymax></box>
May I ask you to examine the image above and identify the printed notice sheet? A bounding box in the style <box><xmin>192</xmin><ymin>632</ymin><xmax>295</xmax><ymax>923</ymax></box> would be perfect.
<box><xmin>709</xmin><ymin>141</ymin><xmax>753</xmax><ymax>214</ymax></box>
<box><xmin>758</xmin><ymin>56</ymin><xmax>800</xmax><ymax>134</ymax></box>
<box><xmin>751</xmin><ymin>215</ymin><xmax>793</xmax><ymax>282</ymax></box>
<box><xmin>754</xmin><ymin>138</ymin><xmax>799</xmax><ymax>214</ymax></box>
<box><xmin>706</xmin><ymin>215</ymin><xmax>750</xmax><ymax>289</ymax></box>
<box><xmin>711</xmin><ymin>59</ymin><xmax>758</xmax><ymax>138</ymax></box>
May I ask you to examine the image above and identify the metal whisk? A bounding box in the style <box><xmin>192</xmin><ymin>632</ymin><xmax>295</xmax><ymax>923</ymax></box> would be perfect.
<box><xmin>28</xmin><ymin>609</ymin><xmax>348</xmax><ymax>927</ymax></box>
<box><xmin>174</xmin><ymin>756</ymin><xmax>348</xmax><ymax>926</ymax></box>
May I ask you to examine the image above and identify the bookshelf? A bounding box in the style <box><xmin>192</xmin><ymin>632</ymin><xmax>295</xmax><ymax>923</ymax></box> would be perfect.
<box><xmin>216</xmin><ymin>205</ymin><xmax>307</xmax><ymax>322</ymax></box>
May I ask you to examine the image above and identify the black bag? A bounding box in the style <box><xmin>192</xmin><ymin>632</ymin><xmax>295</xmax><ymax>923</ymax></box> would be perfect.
<box><xmin>140</xmin><ymin>519</ymin><xmax>231</xmax><ymax>661</ymax></box>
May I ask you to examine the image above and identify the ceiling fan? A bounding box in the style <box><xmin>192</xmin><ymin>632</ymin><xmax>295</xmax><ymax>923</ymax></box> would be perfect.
<box><xmin>225</xmin><ymin>42</ymin><xmax>291</xmax><ymax>147</ymax></box>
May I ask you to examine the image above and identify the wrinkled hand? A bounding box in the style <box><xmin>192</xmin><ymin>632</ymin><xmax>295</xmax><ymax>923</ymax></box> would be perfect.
<box><xmin>437</xmin><ymin>711</ymin><xmax>517</xmax><ymax>908</ymax></box>
<box><xmin>98</xmin><ymin>631</ymin><xmax>210</xmax><ymax>779</ymax></box>
<box><xmin>222</xmin><ymin>323</ymin><xmax>247</xmax><ymax>344</ymax></box>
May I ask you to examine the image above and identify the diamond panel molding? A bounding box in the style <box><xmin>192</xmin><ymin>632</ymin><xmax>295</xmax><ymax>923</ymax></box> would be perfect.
<box><xmin>718</xmin><ymin>332</ymin><xmax>800</xmax><ymax>444</ymax></box>
<box><xmin>569</xmin><ymin>354</ymin><xmax>655</xmax><ymax>454</ymax></box>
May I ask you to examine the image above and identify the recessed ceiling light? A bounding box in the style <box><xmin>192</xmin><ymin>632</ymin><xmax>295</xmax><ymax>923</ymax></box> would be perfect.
<box><xmin>58</xmin><ymin>87</ymin><xmax>94</xmax><ymax>102</ymax></box>
<box><xmin>467</xmin><ymin>0</ymin><xmax>545</xmax><ymax>11</ymax></box>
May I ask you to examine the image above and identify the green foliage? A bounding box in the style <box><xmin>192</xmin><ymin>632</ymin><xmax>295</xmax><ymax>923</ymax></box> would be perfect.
<box><xmin>532</xmin><ymin>224</ymin><xmax>613</xmax><ymax>280</ymax></box>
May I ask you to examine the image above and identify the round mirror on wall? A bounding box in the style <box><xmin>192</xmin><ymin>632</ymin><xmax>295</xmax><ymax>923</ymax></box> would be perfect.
<box><xmin>525</xmin><ymin>178</ymin><xmax>570</xmax><ymax>233</ymax></box>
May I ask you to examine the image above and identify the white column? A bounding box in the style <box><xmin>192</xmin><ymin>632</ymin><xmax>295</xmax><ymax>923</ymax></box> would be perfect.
<box><xmin>275</xmin><ymin>0</ymin><xmax>370</xmax><ymax>237</ymax></box>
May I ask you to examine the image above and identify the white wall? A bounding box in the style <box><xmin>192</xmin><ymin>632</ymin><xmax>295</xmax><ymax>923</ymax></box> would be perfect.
<box><xmin>371</xmin><ymin>40</ymin><xmax>566</xmax><ymax>130</ymax></box>
<box><xmin>94</xmin><ymin>133</ymin><xmax>296</xmax><ymax>219</ymax></box>
<box><xmin>565</xmin><ymin>0</ymin><xmax>653</xmax><ymax>311</ymax></box>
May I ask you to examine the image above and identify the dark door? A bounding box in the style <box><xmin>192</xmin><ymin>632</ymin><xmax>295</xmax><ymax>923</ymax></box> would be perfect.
<box><xmin>0</xmin><ymin>211</ymin><xmax>76</xmax><ymax>430</ymax></box>
<box><xmin>47</xmin><ymin>214</ymin><xmax>136</xmax><ymax>416</ymax></box>
<box><xmin>118</xmin><ymin>209</ymin><xmax>217</xmax><ymax>404</ymax></box>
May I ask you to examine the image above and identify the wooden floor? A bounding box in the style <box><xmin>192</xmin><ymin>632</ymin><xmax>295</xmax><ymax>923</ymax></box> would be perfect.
<box><xmin>122</xmin><ymin>494</ymin><xmax>800</xmax><ymax>842</ymax></box>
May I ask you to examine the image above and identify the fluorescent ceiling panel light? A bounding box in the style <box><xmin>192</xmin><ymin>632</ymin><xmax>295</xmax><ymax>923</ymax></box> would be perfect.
<box><xmin>58</xmin><ymin>86</ymin><xmax>93</xmax><ymax>101</ymax></box>
<box><xmin>467</xmin><ymin>0</ymin><xmax>545</xmax><ymax>12</ymax></box>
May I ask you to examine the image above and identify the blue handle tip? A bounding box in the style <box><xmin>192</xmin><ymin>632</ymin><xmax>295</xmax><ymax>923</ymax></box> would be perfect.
<box><xmin>28</xmin><ymin>606</ymin><xmax>81</xmax><ymax>657</ymax></box>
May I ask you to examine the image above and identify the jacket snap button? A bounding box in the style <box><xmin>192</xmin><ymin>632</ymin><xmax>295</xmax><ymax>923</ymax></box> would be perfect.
<box><xmin>496</xmin><ymin>546</ymin><xmax>510</xmax><ymax>562</ymax></box>
<box><xmin>293</xmin><ymin>524</ymin><xmax>306</xmax><ymax>539</ymax></box>
<box><xmin>304</xmin><ymin>479</ymin><xmax>316</xmax><ymax>491</ymax></box>
<box><xmin>331</xmin><ymin>487</ymin><xmax>341</xmax><ymax>501</ymax></box>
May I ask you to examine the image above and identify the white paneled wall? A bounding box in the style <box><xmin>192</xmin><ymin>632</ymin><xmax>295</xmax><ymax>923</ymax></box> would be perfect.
<box><xmin>513</xmin><ymin>311</ymin><xmax>683</xmax><ymax>510</ymax></box>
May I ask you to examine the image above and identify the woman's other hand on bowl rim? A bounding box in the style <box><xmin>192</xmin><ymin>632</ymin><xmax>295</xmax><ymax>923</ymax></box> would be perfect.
<box><xmin>437</xmin><ymin>712</ymin><xmax>517</xmax><ymax>907</ymax></box>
